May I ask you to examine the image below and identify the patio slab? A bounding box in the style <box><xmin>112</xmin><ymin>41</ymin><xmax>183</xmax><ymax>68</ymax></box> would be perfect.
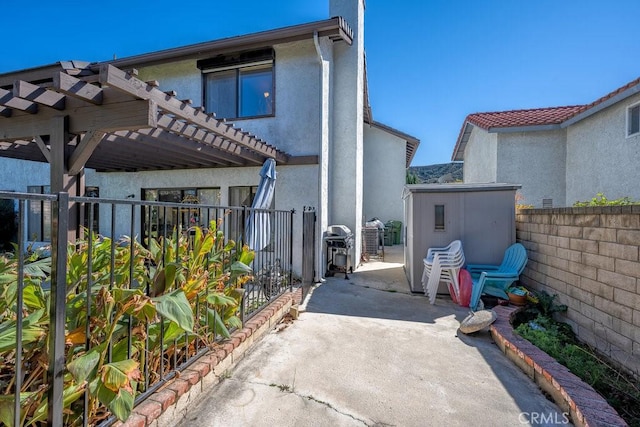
<box><xmin>178</xmin><ymin>246</ymin><xmax>568</xmax><ymax>426</ymax></box>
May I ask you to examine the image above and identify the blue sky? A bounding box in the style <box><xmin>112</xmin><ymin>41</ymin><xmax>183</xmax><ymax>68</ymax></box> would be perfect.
<box><xmin>3</xmin><ymin>0</ymin><xmax>640</xmax><ymax>166</ymax></box>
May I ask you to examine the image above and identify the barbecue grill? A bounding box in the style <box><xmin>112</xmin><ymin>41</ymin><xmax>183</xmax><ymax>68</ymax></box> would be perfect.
<box><xmin>324</xmin><ymin>225</ymin><xmax>354</xmax><ymax>279</ymax></box>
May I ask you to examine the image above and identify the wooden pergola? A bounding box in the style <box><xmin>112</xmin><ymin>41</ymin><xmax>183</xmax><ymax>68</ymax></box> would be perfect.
<box><xmin>0</xmin><ymin>61</ymin><xmax>315</xmax><ymax>196</ymax></box>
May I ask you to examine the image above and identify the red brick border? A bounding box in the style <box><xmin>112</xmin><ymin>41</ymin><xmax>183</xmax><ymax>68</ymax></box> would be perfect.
<box><xmin>490</xmin><ymin>305</ymin><xmax>628</xmax><ymax>427</ymax></box>
<box><xmin>114</xmin><ymin>288</ymin><xmax>303</xmax><ymax>427</ymax></box>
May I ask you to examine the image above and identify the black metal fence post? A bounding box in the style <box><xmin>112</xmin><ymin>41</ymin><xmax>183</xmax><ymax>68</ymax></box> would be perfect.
<box><xmin>289</xmin><ymin>209</ymin><xmax>294</xmax><ymax>292</ymax></box>
<box><xmin>13</xmin><ymin>200</ymin><xmax>25</xmax><ymax>427</ymax></box>
<box><xmin>48</xmin><ymin>192</ymin><xmax>69</xmax><ymax>426</ymax></box>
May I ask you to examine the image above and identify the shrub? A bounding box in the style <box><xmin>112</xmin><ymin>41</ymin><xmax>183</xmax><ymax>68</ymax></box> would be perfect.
<box><xmin>573</xmin><ymin>192</ymin><xmax>639</xmax><ymax>207</ymax></box>
<box><xmin>0</xmin><ymin>222</ymin><xmax>255</xmax><ymax>425</ymax></box>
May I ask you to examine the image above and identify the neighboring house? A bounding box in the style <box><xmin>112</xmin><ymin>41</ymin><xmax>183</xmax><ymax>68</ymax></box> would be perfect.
<box><xmin>452</xmin><ymin>78</ymin><xmax>640</xmax><ymax>207</ymax></box>
<box><xmin>0</xmin><ymin>0</ymin><xmax>419</xmax><ymax>278</ymax></box>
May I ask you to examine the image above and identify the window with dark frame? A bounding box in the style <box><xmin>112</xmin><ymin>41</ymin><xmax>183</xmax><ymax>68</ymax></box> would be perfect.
<box><xmin>27</xmin><ymin>185</ymin><xmax>51</xmax><ymax>241</ymax></box>
<box><xmin>199</xmin><ymin>49</ymin><xmax>274</xmax><ymax>120</ymax></box>
<box><xmin>141</xmin><ymin>187</ymin><xmax>221</xmax><ymax>241</ymax></box>
<box><xmin>628</xmin><ymin>103</ymin><xmax>640</xmax><ymax>137</ymax></box>
<box><xmin>435</xmin><ymin>204</ymin><xmax>445</xmax><ymax>231</ymax></box>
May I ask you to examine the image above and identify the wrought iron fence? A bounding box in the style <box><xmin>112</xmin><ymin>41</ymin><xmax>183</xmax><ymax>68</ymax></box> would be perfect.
<box><xmin>0</xmin><ymin>190</ymin><xmax>293</xmax><ymax>426</ymax></box>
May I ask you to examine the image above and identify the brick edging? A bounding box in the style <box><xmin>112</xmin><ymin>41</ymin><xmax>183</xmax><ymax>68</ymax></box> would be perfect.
<box><xmin>489</xmin><ymin>305</ymin><xmax>628</xmax><ymax>427</ymax></box>
<box><xmin>115</xmin><ymin>288</ymin><xmax>303</xmax><ymax>427</ymax></box>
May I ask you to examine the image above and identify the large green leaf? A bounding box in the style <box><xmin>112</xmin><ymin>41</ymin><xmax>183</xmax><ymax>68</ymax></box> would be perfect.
<box><xmin>0</xmin><ymin>309</ymin><xmax>46</xmax><ymax>352</ymax></box>
<box><xmin>237</xmin><ymin>250</ymin><xmax>255</xmax><ymax>267</ymax></box>
<box><xmin>23</xmin><ymin>283</ymin><xmax>46</xmax><ymax>310</ymax></box>
<box><xmin>101</xmin><ymin>359</ymin><xmax>140</xmax><ymax>393</ymax></box>
<box><xmin>23</xmin><ymin>257</ymin><xmax>51</xmax><ymax>278</ymax></box>
<box><xmin>153</xmin><ymin>289</ymin><xmax>194</xmax><ymax>333</ymax></box>
<box><xmin>108</xmin><ymin>387</ymin><xmax>136</xmax><ymax>422</ymax></box>
<box><xmin>161</xmin><ymin>320</ymin><xmax>186</xmax><ymax>345</ymax></box>
<box><xmin>207</xmin><ymin>308</ymin><xmax>230</xmax><ymax>339</ymax></box>
<box><xmin>152</xmin><ymin>263</ymin><xmax>179</xmax><ymax>297</ymax></box>
<box><xmin>231</xmin><ymin>261</ymin><xmax>252</xmax><ymax>275</ymax></box>
<box><xmin>68</xmin><ymin>346</ymin><xmax>101</xmax><ymax>383</ymax></box>
<box><xmin>94</xmin><ymin>376</ymin><xmax>136</xmax><ymax>422</ymax></box>
<box><xmin>206</xmin><ymin>292</ymin><xmax>237</xmax><ymax>307</ymax></box>
<box><xmin>226</xmin><ymin>315</ymin><xmax>242</xmax><ymax>330</ymax></box>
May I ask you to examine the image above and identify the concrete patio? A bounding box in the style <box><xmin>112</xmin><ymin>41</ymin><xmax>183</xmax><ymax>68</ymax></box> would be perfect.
<box><xmin>178</xmin><ymin>246</ymin><xmax>568</xmax><ymax>426</ymax></box>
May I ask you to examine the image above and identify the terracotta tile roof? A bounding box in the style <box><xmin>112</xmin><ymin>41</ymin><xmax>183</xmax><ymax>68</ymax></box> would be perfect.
<box><xmin>574</xmin><ymin>76</ymin><xmax>640</xmax><ymax>116</ymax></box>
<box><xmin>466</xmin><ymin>105</ymin><xmax>585</xmax><ymax>130</ymax></box>
<box><xmin>452</xmin><ymin>76</ymin><xmax>640</xmax><ymax>161</ymax></box>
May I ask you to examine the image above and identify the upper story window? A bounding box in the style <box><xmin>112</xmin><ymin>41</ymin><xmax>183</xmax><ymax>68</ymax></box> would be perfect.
<box><xmin>627</xmin><ymin>102</ymin><xmax>640</xmax><ymax>137</ymax></box>
<box><xmin>199</xmin><ymin>49</ymin><xmax>274</xmax><ymax>120</ymax></box>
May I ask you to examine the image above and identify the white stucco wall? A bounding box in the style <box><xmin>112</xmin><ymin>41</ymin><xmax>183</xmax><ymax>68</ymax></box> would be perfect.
<box><xmin>566</xmin><ymin>92</ymin><xmax>640</xmax><ymax>205</ymax></box>
<box><xmin>496</xmin><ymin>130</ymin><xmax>566</xmax><ymax>208</ymax></box>
<box><xmin>363</xmin><ymin>124</ymin><xmax>406</xmax><ymax>223</ymax></box>
<box><xmin>330</xmin><ymin>0</ymin><xmax>365</xmax><ymax>266</ymax></box>
<box><xmin>0</xmin><ymin>158</ymin><xmax>52</xmax><ymax>192</ymax></box>
<box><xmin>463</xmin><ymin>127</ymin><xmax>497</xmax><ymax>183</ymax></box>
<box><xmin>137</xmin><ymin>41</ymin><xmax>322</xmax><ymax>158</ymax></box>
<box><xmin>137</xmin><ymin>60</ymin><xmax>202</xmax><ymax>105</ymax></box>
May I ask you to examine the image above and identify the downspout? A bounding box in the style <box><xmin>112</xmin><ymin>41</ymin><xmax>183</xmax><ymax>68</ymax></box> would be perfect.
<box><xmin>313</xmin><ymin>31</ymin><xmax>326</xmax><ymax>282</ymax></box>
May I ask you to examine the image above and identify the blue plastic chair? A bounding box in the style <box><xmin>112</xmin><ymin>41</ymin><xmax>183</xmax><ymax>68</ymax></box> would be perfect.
<box><xmin>467</xmin><ymin>243</ymin><xmax>528</xmax><ymax>310</ymax></box>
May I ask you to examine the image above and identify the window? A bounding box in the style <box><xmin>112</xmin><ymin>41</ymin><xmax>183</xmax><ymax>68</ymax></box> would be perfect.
<box><xmin>229</xmin><ymin>186</ymin><xmax>275</xmax><ymax>243</ymax></box>
<box><xmin>27</xmin><ymin>185</ymin><xmax>51</xmax><ymax>241</ymax></box>
<box><xmin>434</xmin><ymin>205</ymin><xmax>445</xmax><ymax>231</ymax></box>
<box><xmin>141</xmin><ymin>187</ymin><xmax>220</xmax><ymax>240</ymax></box>
<box><xmin>200</xmin><ymin>49</ymin><xmax>274</xmax><ymax>119</ymax></box>
<box><xmin>627</xmin><ymin>102</ymin><xmax>640</xmax><ymax>137</ymax></box>
<box><xmin>83</xmin><ymin>187</ymin><xmax>100</xmax><ymax>233</ymax></box>
<box><xmin>229</xmin><ymin>186</ymin><xmax>259</xmax><ymax>207</ymax></box>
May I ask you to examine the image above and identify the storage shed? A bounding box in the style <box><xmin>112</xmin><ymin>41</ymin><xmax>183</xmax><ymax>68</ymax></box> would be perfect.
<box><xmin>403</xmin><ymin>183</ymin><xmax>521</xmax><ymax>293</ymax></box>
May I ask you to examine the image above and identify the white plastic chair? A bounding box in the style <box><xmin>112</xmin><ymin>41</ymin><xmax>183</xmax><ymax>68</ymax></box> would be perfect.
<box><xmin>421</xmin><ymin>240</ymin><xmax>465</xmax><ymax>304</ymax></box>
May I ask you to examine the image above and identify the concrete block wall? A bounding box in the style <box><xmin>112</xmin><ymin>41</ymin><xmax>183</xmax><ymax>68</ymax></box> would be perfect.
<box><xmin>515</xmin><ymin>205</ymin><xmax>640</xmax><ymax>377</ymax></box>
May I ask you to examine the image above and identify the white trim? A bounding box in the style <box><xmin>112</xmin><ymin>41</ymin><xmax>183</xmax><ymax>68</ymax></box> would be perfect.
<box><xmin>626</xmin><ymin>100</ymin><xmax>640</xmax><ymax>138</ymax></box>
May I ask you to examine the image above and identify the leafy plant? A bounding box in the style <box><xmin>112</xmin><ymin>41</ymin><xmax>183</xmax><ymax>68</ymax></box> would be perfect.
<box><xmin>0</xmin><ymin>220</ymin><xmax>255</xmax><ymax>425</ymax></box>
<box><xmin>573</xmin><ymin>192</ymin><xmax>639</xmax><ymax>207</ymax></box>
<box><xmin>514</xmin><ymin>291</ymin><xmax>640</xmax><ymax>426</ymax></box>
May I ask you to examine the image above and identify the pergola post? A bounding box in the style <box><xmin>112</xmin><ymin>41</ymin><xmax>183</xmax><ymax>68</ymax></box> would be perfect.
<box><xmin>49</xmin><ymin>115</ymin><xmax>84</xmax><ymax>241</ymax></box>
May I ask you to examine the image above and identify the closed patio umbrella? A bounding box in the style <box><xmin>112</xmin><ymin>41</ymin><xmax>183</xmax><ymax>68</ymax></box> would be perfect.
<box><xmin>245</xmin><ymin>158</ymin><xmax>277</xmax><ymax>251</ymax></box>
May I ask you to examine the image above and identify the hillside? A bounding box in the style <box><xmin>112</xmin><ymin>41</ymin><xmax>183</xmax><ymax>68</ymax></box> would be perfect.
<box><xmin>409</xmin><ymin>162</ymin><xmax>463</xmax><ymax>183</ymax></box>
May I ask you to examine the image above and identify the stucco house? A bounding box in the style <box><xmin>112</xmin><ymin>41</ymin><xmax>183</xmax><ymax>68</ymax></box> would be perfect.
<box><xmin>452</xmin><ymin>77</ymin><xmax>640</xmax><ymax>208</ymax></box>
<box><xmin>0</xmin><ymin>0</ymin><xmax>419</xmax><ymax>277</ymax></box>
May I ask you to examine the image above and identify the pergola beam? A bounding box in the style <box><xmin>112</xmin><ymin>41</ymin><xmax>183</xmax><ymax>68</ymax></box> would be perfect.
<box><xmin>108</xmin><ymin>131</ymin><xmax>223</xmax><ymax>168</ymax></box>
<box><xmin>139</xmin><ymin>129</ymin><xmax>240</xmax><ymax>165</ymax></box>
<box><xmin>155</xmin><ymin>114</ymin><xmax>264</xmax><ymax>165</ymax></box>
<box><xmin>68</xmin><ymin>130</ymin><xmax>105</xmax><ymax>175</ymax></box>
<box><xmin>0</xmin><ymin>99</ymin><xmax>156</xmax><ymax>140</ymax></box>
<box><xmin>14</xmin><ymin>80</ymin><xmax>66</xmax><ymax>110</ymax></box>
<box><xmin>0</xmin><ymin>88</ymin><xmax>38</xmax><ymax>114</ymax></box>
<box><xmin>53</xmin><ymin>72</ymin><xmax>103</xmax><ymax>105</ymax></box>
<box><xmin>34</xmin><ymin>136</ymin><xmax>51</xmax><ymax>163</ymax></box>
